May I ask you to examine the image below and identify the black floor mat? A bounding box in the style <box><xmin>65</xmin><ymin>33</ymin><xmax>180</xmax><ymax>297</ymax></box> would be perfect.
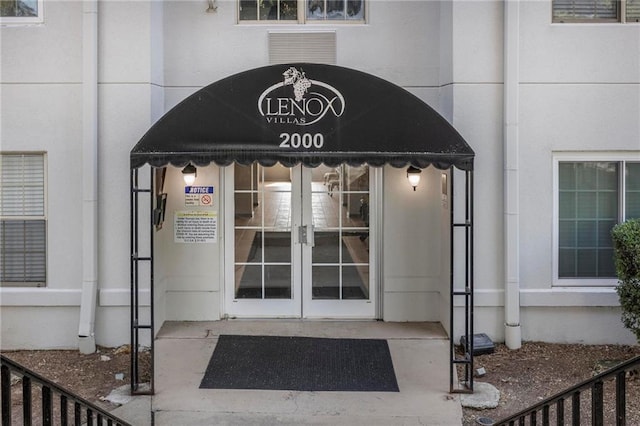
<box><xmin>199</xmin><ymin>335</ymin><xmax>399</xmax><ymax>392</ymax></box>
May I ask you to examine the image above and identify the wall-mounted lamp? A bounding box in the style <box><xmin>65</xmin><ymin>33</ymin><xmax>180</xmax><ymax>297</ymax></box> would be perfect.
<box><xmin>182</xmin><ymin>164</ymin><xmax>197</xmax><ymax>186</ymax></box>
<box><xmin>406</xmin><ymin>166</ymin><xmax>422</xmax><ymax>191</ymax></box>
<box><xmin>206</xmin><ymin>0</ymin><xmax>218</xmax><ymax>13</ymax></box>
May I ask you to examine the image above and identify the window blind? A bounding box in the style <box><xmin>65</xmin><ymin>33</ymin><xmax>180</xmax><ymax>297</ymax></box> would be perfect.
<box><xmin>553</xmin><ymin>0</ymin><xmax>619</xmax><ymax>21</ymax></box>
<box><xmin>0</xmin><ymin>154</ymin><xmax>46</xmax><ymax>286</ymax></box>
<box><xmin>627</xmin><ymin>0</ymin><xmax>640</xmax><ymax>20</ymax></box>
<box><xmin>626</xmin><ymin>163</ymin><xmax>640</xmax><ymax>219</ymax></box>
<box><xmin>1</xmin><ymin>154</ymin><xmax>45</xmax><ymax>217</ymax></box>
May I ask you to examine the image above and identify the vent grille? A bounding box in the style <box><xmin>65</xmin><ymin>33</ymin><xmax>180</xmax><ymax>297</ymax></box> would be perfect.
<box><xmin>269</xmin><ymin>31</ymin><xmax>336</xmax><ymax>65</ymax></box>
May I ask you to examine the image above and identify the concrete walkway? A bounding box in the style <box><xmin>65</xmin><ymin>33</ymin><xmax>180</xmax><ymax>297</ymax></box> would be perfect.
<box><xmin>114</xmin><ymin>321</ymin><xmax>463</xmax><ymax>425</ymax></box>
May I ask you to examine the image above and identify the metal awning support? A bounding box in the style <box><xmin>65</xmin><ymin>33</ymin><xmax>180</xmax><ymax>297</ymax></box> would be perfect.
<box><xmin>450</xmin><ymin>168</ymin><xmax>474</xmax><ymax>393</ymax></box>
<box><xmin>130</xmin><ymin>167</ymin><xmax>155</xmax><ymax>395</ymax></box>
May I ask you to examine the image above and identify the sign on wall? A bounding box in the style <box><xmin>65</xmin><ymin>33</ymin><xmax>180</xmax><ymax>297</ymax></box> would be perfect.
<box><xmin>185</xmin><ymin>186</ymin><xmax>214</xmax><ymax>207</ymax></box>
<box><xmin>174</xmin><ymin>211</ymin><xmax>217</xmax><ymax>243</ymax></box>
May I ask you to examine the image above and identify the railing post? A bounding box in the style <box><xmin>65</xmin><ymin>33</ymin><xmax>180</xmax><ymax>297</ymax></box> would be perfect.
<box><xmin>572</xmin><ymin>391</ymin><xmax>580</xmax><ymax>426</ymax></box>
<box><xmin>74</xmin><ymin>401</ymin><xmax>81</xmax><ymax>426</ymax></box>
<box><xmin>23</xmin><ymin>376</ymin><xmax>32</xmax><ymax>426</ymax></box>
<box><xmin>557</xmin><ymin>398</ymin><xmax>565</xmax><ymax>426</ymax></box>
<box><xmin>61</xmin><ymin>394</ymin><xmax>68</xmax><ymax>426</ymax></box>
<box><xmin>1</xmin><ymin>365</ymin><xmax>11</xmax><ymax>426</ymax></box>
<box><xmin>592</xmin><ymin>381</ymin><xmax>604</xmax><ymax>426</ymax></box>
<box><xmin>616</xmin><ymin>371</ymin><xmax>626</xmax><ymax>426</ymax></box>
<box><xmin>42</xmin><ymin>385</ymin><xmax>52</xmax><ymax>426</ymax></box>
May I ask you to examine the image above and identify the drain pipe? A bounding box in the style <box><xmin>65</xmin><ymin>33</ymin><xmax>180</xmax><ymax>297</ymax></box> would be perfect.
<box><xmin>78</xmin><ymin>0</ymin><xmax>99</xmax><ymax>354</ymax></box>
<box><xmin>503</xmin><ymin>0</ymin><xmax>522</xmax><ymax>349</ymax></box>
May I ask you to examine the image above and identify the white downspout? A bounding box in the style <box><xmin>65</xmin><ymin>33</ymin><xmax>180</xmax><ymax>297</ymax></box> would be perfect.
<box><xmin>78</xmin><ymin>0</ymin><xmax>99</xmax><ymax>354</ymax></box>
<box><xmin>504</xmin><ymin>0</ymin><xmax>522</xmax><ymax>349</ymax></box>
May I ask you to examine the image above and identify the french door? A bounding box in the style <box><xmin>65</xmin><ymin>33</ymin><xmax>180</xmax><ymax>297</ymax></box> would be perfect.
<box><xmin>224</xmin><ymin>163</ymin><xmax>377</xmax><ymax>318</ymax></box>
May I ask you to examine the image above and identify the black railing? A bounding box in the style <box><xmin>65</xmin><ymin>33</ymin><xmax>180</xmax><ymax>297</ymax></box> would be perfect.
<box><xmin>495</xmin><ymin>354</ymin><xmax>640</xmax><ymax>426</ymax></box>
<box><xmin>1</xmin><ymin>354</ymin><xmax>132</xmax><ymax>426</ymax></box>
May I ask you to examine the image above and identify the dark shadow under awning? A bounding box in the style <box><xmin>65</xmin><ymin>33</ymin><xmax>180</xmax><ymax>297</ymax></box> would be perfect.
<box><xmin>130</xmin><ymin>63</ymin><xmax>474</xmax><ymax>171</ymax></box>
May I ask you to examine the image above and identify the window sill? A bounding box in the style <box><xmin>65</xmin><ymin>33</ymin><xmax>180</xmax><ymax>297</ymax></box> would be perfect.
<box><xmin>0</xmin><ymin>288</ymin><xmax>80</xmax><ymax>306</ymax></box>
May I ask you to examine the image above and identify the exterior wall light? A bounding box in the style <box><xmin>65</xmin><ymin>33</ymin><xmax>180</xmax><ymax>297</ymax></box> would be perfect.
<box><xmin>182</xmin><ymin>164</ymin><xmax>197</xmax><ymax>185</ymax></box>
<box><xmin>406</xmin><ymin>166</ymin><xmax>422</xmax><ymax>191</ymax></box>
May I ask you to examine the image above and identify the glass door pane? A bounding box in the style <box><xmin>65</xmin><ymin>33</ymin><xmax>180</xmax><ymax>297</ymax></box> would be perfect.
<box><xmin>310</xmin><ymin>165</ymin><xmax>370</xmax><ymax>300</ymax></box>
<box><xmin>234</xmin><ymin>164</ymin><xmax>293</xmax><ymax>299</ymax></box>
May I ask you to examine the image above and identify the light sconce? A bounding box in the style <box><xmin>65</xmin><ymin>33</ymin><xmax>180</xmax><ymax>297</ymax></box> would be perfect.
<box><xmin>182</xmin><ymin>164</ymin><xmax>197</xmax><ymax>186</ymax></box>
<box><xmin>206</xmin><ymin>0</ymin><xmax>218</xmax><ymax>13</ymax></box>
<box><xmin>406</xmin><ymin>166</ymin><xmax>422</xmax><ymax>191</ymax></box>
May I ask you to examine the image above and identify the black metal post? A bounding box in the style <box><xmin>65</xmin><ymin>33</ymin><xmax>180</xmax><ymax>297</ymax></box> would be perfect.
<box><xmin>467</xmin><ymin>170</ymin><xmax>474</xmax><ymax>392</ymax></box>
<box><xmin>557</xmin><ymin>398</ymin><xmax>565</xmax><ymax>426</ymax></box>
<box><xmin>74</xmin><ymin>401</ymin><xmax>81</xmax><ymax>426</ymax></box>
<box><xmin>149</xmin><ymin>167</ymin><xmax>156</xmax><ymax>395</ymax></box>
<box><xmin>60</xmin><ymin>394</ymin><xmax>68</xmax><ymax>426</ymax></box>
<box><xmin>572</xmin><ymin>392</ymin><xmax>580</xmax><ymax>426</ymax></box>
<box><xmin>1</xmin><ymin>365</ymin><xmax>11</xmax><ymax>426</ymax></box>
<box><xmin>23</xmin><ymin>376</ymin><xmax>32</xmax><ymax>426</ymax></box>
<box><xmin>449</xmin><ymin>167</ymin><xmax>455</xmax><ymax>393</ymax></box>
<box><xmin>130</xmin><ymin>167</ymin><xmax>137</xmax><ymax>394</ymax></box>
<box><xmin>592</xmin><ymin>381</ymin><xmax>604</xmax><ymax>426</ymax></box>
<box><xmin>42</xmin><ymin>386</ymin><xmax>52</xmax><ymax>426</ymax></box>
<box><xmin>615</xmin><ymin>371</ymin><xmax>626</xmax><ymax>426</ymax></box>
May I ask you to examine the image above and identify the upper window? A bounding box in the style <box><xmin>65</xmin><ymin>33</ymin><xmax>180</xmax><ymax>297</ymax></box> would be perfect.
<box><xmin>0</xmin><ymin>0</ymin><xmax>43</xmax><ymax>24</ymax></box>
<box><xmin>553</xmin><ymin>0</ymin><xmax>640</xmax><ymax>23</ymax></box>
<box><xmin>239</xmin><ymin>0</ymin><xmax>365</xmax><ymax>23</ymax></box>
<box><xmin>555</xmin><ymin>158</ymin><xmax>640</xmax><ymax>285</ymax></box>
<box><xmin>0</xmin><ymin>153</ymin><xmax>47</xmax><ymax>287</ymax></box>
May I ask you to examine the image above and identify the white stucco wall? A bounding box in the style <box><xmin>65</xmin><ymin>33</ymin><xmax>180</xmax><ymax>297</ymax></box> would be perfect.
<box><xmin>513</xmin><ymin>2</ymin><xmax>639</xmax><ymax>344</ymax></box>
<box><xmin>0</xmin><ymin>2</ymin><xmax>84</xmax><ymax>349</ymax></box>
<box><xmin>383</xmin><ymin>166</ymin><xmax>448</xmax><ymax>322</ymax></box>
<box><xmin>3</xmin><ymin>0</ymin><xmax>639</xmax><ymax>350</ymax></box>
<box><xmin>154</xmin><ymin>166</ymin><xmax>223</xmax><ymax>322</ymax></box>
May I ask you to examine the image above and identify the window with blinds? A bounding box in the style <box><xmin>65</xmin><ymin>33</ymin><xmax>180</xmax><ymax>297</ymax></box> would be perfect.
<box><xmin>0</xmin><ymin>153</ymin><xmax>46</xmax><ymax>287</ymax></box>
<box><xmin>552</xmin><ymin>0</ymin><xmax>640</xmax><ymax>22</ymax></box>
<box><xmin>557</xmin><ymin>161</ymin><xmax>640</xmax><ymax>282</ymax></box>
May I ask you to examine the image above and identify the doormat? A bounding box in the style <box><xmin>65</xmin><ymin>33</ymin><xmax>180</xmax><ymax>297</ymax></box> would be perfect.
<box><xmin>199</xmin><ymin>335</ymin><xmax>399</xmax><ymax>392</ymax></box>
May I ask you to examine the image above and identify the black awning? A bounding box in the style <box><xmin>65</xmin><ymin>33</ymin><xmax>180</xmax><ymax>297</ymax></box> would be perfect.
<box><xmin>130</xmin><ymin>63</ymin><xmax>474</xmax><ymax>171</ymax></box>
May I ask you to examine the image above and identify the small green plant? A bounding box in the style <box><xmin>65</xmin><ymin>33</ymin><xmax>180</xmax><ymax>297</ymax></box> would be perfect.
<box><xmin>612</xmin><ymin>219</ymin><xmax>640</xmax><ymax>343</ymax></box>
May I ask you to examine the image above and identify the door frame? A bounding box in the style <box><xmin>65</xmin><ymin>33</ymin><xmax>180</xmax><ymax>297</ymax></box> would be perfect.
<box><xmin>223</xmin><ymin>163</ymin><xmax>382</xmax><ymax>319</ymax></box>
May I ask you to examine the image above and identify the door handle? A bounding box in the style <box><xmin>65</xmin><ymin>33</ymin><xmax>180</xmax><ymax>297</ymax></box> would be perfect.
<box><xmin>308</xmin><ymin>224</ymin><xmax>315</xmax><ymax>247</ymax></box>
<box><xmin>298</xmin><ymin>225</ymin><xmax>315</xmax><ymax>247</ymax></box>
<box><xmin>298</xmin><ymin>225</ymin><xmax>308</xmax><ymax>245</ymax></box>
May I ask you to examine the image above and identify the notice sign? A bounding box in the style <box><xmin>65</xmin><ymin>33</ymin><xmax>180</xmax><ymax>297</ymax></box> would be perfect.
<box><xmin>174</xmin><ymin>211</ymin><xmax>218</xmax><ymax>243</ymax></box>
<box><xmin>185</xmin><ymin>186</ymin><xmax>214</xmax><ymax>207</ymax></box>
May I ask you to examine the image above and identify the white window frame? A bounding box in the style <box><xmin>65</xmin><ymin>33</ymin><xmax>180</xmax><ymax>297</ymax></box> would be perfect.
<box><xmin>0</xmin><ymin>152</ymin><xmax>47</xmax><ymax>287</ymax></box>
<box><xmin>553</xmin><ymin>152</ymin><xmax>640</xmax><ymax>287</ymax></box>
<box><xmin>238</xmin><ymin>0</ymin><xmax>366</xmax><ymax>24</ymax></box>
<box><xmin>0</xmin><ymin>0</ymin><xmax>44</xmax><ymax>25</ymax></box>
<box><xmin>552</xmin><ymin>0</ymin><xmax>640</xmax><ymax>23</ymax></box>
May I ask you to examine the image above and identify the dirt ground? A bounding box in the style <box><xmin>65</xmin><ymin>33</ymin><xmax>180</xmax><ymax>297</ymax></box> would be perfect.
<box><xmin>1</xmin><ymin>345</ymin><xmax>150</xmax><ymax>424</ymax></box>
<box><xmin>462</xmin><ymin>342</ymin><xmax>640</xmax><ymax>425</ymax></box>
<box><xmin>2</xmin><ymin>342</ymin><xmax>639</xmax><ymax>425</ymax></box>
